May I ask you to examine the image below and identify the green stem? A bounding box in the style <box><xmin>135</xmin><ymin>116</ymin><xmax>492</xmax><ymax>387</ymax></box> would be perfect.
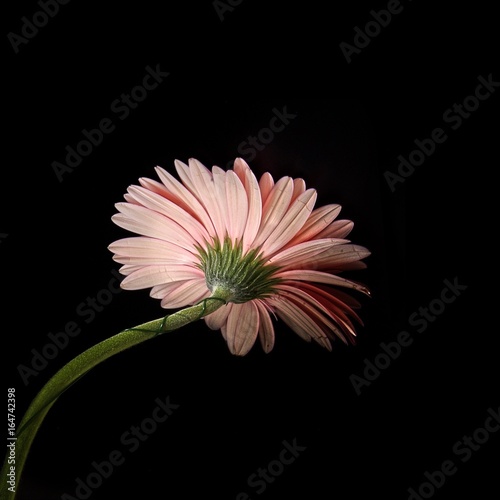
<box><xmin>0</xmin><ymin>291</ymin><xmax>229</xmax><ymax>500</ymax></box>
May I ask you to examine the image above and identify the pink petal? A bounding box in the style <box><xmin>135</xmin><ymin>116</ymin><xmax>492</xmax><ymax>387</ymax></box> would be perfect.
<box><xmin>267</xmin><ymin>238</ymin><xmax>348</xmax><ymax>269</ymax></box>
<box><xmin>315</xmin><ymin>219</ymin><xmax>354</xmax><ymax>239</ymax></box>
<box><xmin>260</xmin><ymin>189</ymin><xmax>317</xmax><ymax>256</ymax></box>
<box><xmin>112</xmin><ymin>203</ymin><xmax>197</xmax><ymax>251</ymax></box>
<box><xmin>285</xmin><ymin>204</ymin><xmax>342</xmax><ymax>248</ymax></box>
<box><xmin>329</xmin><ymin>261</ymin><xmax>368</xmax><ymax>272</ymax></box>
<box><xmin>160</xmin><ymin>278</ymin><xmax>210</xmax><ymax>309</ymax></box>
<box><xmin>123</xmin><ymin>192</ymin><xmax>139</xmax><ymax>205</ymax></box>
<box><xmin>297</xmin><ymin>282</ymin><xmax>362</xmax><ymax>317</ymax></box>
<box><xmin>225</xmin><ymin>169</ymin><xmax>248</xmax><ymax>241</ymax></box>
<box><xmin>233</xmin><ymin>159</ymin><xmax>262</xmax><ymax>252</ymax></box>
<box><xmin>276</xmin><ymin>285</ymin><xmax>349</xmax><ymax>344</ymax></box>
<box><xmin>211</xmin><ymin>166</ymin><xmax>234</xmax><ymax>241</ymax></box>
<box><xmin>173</xmin><ymin>159</ymin><xmax>198</xmax><ymax>197</ymax></box>
<box><xmin>119</xmin><ymin>263</ymin><xmax>180</xmax><ymax>276</ymax></box>
<box><xmin>126</xmin><ymin>185</ymin><xmax>211</xmax><ymax>244</ymax></box>
<box><xmin>150</xmin><ymin>281</ymin><xmax>191</xmax><ymax>299</ymax></box>
<box><xmin>297</xmin><ymin>282</ymin><xmax>362</xmax><ymax>335</ymax></box>
<box><xmin>155</xmin><ymin>165</ymin><xmax>216</xmax><ymax>236</ymax></box>
<box><xmin>225</xmin><ymin>302</ymin><xmax>259</xmax><ymax>356</ymax></box>
<box><xmin>220</xmin><ymin>323</ymin><xmax>227</xmax><ymax>341</ymax></box>
<box><xmin>121</xmin><ymin>265</ymin><xmax>204</xmax><ymax>290</ymax></box>
<box><xmin>138</xmin><ymin>177</ymin><xmax>172</xmax><ymax>198</ymax></box>
<box><xmin>204</xmin><ymin>303</ymin><xmax>233</xmax><ymax>330</ymax></box>
<box><xmin>259</xmin><ymin>172</ymin><xmax>275</xmax><ymax>205</ymax></box>
<box><xmin>300</xmin><ymin>244</ymin><xmax>371</xmax><ymax>270</ymax></box>
<box><xmin>232</xmin><ymin>157</ymin><xmax>248</xmax><ymax>185</ymax></box>
<box><xmin>270</xmin><ymin>296</ymin><xmax>331</xmax><ymax>350</ymax></box>
<box><xmin>291</xmin><ymin>178</ymin><xmax>306</xmax><ymax>203</ymax></box>
<box><xmin>187</xmin><ymin>159</ymin><xmax>226</xmax><ymax>241</ymax></box>
<box><xmin>108</xmin><ymin>237</ymin><xmax>197</xmax><ymax>264</ymax></box>
<box><xmin>277</xmin><ymin>270</ymin><xmax>371</xmax><ymax>296</ymax></box>
<box><xmin>252</xmin><ymin>176</ymin><xmax>293</xmax><ymax>249</ymax></box>
<box><xmin>255</xmin><ymin>300</ymin><xmax>275</xmax><ymax>353</ymax></box>
<box><xmin>327</xmin><ymin>286</ymin><xmax>363</xmax><ymax>310</ymax></box>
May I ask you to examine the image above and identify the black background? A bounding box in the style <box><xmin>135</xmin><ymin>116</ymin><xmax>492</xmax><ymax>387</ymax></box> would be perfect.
<box><xmin>2</xmin><ymin>1</ymin><xmax>498</xmax><ymax>499</ymax></box>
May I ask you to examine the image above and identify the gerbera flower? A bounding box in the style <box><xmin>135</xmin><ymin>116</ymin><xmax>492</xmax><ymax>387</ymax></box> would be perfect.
<box><xmin>109</xmin><ymin>158</ymin><xmax>370</xmax><ymax>355</ymax></box>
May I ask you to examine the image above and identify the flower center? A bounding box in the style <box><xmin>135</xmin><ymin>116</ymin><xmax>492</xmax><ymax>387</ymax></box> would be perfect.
<box><xmin>197</xmin><ymin>238</ymin><xmax>282</xmax><ymax>303</ymax></box>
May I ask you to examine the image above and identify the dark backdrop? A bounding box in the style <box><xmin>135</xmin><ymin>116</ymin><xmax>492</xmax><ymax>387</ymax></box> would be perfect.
<box><xmin>2</xmin><ymin>1</ymin><xmax>497</xmax><ymax>499</ymax></box>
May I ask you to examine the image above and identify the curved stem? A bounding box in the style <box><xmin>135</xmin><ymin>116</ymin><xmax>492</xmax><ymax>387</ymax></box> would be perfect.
<box><xmin>0</xmin><ymin>291</ymin><xmax>229</xmax><ymax>500</ymax></box>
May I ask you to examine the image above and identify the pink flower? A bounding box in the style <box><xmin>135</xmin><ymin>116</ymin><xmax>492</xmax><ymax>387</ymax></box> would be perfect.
<box><xmin>109</xmin><ymin>158</ymin><xmax>370</xmax><ymax>355</ymax></box>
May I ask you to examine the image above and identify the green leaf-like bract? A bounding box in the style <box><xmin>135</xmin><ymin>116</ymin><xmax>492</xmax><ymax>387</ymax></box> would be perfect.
<box><xmin>197</xmin><ymin>237</ymin><xmax>282</xmax><ymax>303</ymax></box>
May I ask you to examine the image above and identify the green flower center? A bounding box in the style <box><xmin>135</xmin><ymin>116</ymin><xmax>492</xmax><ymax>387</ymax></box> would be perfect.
<box><xmin>197</xmin><ymin>238</ymin><xmax>282</xmax><ymax>303</ymax></box>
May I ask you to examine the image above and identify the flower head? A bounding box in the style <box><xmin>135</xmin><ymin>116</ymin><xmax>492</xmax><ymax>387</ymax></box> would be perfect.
<box><xmin>109</xmin><ymin>158</ymin><xmax>370</xmax><ymax>355</ymax></box>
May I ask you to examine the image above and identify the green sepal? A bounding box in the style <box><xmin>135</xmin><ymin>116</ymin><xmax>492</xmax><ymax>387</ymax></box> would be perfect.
<box><xmin>197</xmin><ymin>237</ymin><xmax>282</xmax><ymax>303</ymax></box>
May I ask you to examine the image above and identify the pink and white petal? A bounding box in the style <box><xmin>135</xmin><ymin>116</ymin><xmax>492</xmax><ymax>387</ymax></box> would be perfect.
<box><xmin>173</xmin><ymin>159</ymin><xmax>198</xmax><ymax>197</ymax></box>
<box><xmin>328</xmin><ymin>261</ymin><xmax>368</xmax><ymax>272</ymax></box>
<box><xmin>255</xmin><ymin>300</ymin><xmax>275</xmax><ymax>353</ymax></box>
<box><xmin>225</xmin><ymin>302</ymin><xmax>259</xmax><ymax>356</ymax></box>
<box><xmin>160</xmin><ymin>278</ymin><xmax>210</xmax><ymax>309</ymax></box>
<box><xmin>233</xmin><ymin>157</ymin><xmax>250</xmax><ymax>184</ymax></box>
<box><xmin>309</xmin><ymin>296</ymin><xmax>359</xmax><ymax>339</ymax></box>
<box><xmin>300</xmin><ymin>293</ymin><xmax>359</xmax><ymax>344</ymax></box>
<box><xmin>125</xmin><ymin>186</ymin><xmax>211</xmax><ymax>244</ymax></box>
<box><xmin>259</xmin><ymin>172</ymin><xmax>275</xmax><ymax>206</ymax></box>
<box><xmin>326</xmin><ymin>286</ymin><xmax>363</xmax><ymax>310</ymax></box>
<box><xmin>267</xmin><ymin>238</ymin><xmax>348</xmax><ymax>269</ymax></box>
<box><xmin>119</xmin><ymin>263</ymin><xmax>181</xmax><ymax>276</ymax></box>
<box><xmin>268</xmin><ymin>298</ymin><xmax>310</xmax><ymax>342</ymax></box>
<box><xmin>252</xmin><ymin>176</ymin><xmax>293</xmax><ymax>248</ymax></box>
<box><xmin>123</xmin><ymin>192</ymin><xmax>139</xmax><ymax>205</ymax></box>
<box><xmin>112</xmin><ymin>203</ymin><xmax>197</xmax><ymax>251</ymax></box>
<box><xmin>138</xmin><ymin>177</ymin><xmax>172</xmax><ymax>199</ymax></box>
<box><xmin>225</xmin><ymin>170</ymin><xmax>248</xmax><ymax>242</ymax></box>
<box><xmin>109</xmin><ymin>237</ymin><xmax>197</xmax><ymax>265</ymax></box>
<box><xmin>302</xmin><ymin>291</ymin><xmax>357</xmax><ymax>341</ymax></box>
<box><xmin>291</xmin><ymin>178</ymin><xmax>306</xmax><ymax>203</ymax></box>
<box><xmin>204</xmin><ymin>302</ymin><xmax>233</xmax><ymax>330</ymax></box>
<box><xmin>187</xmin><ymin>159</ymin><xmax>226</xmax><ymax>241</ymax></box>
<box><xmin>260</xmin><ymin>189</ymin><xmax>317</xmax><ymax>256</ymax></box>
<box><xmin>277</xmin><ymin>270</ymin><xmax>371</xmax><ymax>296</ymax></box>
<box><xmin>271</xmin><ymin>297</ymin><xmax>331</xmax><ymax>349</ymax></box>
<box><xmin>117</xmin><ymin>264</ymin><xmax>136</xmax><ymax>276</ymax></box>
<box><xmin>220</xmin><ymin>323</ymin><xmax>227</xmax><ymax>341</ymax></box>
<box><xmin>240</xmin><ymin>164</ymin><xmax>263</xmax><ymax>252</ymax></box>
<box><xmin>317</xmin><ymin>243</ymin><xmax>371</xmax><ymax>267</ymax></box>
<box><xmin>300</xmin><ymin>244</ymin><xmax>371</xmax><ymax>270</ymax></box>
<box><xmin>155</xmin><ymin>165</ymin><xmax>216</xmax><ymax>236</ymax></box>
<box><xmin>315</xmin><ymin>219</ymin><xmax>354</xmax><ymax>239</ymax></box>
<box><xmin>297</xmin><ymin>282</ymin><xmax>364</xmax><ymax>325</ymax></box>
<box><xmin>114</xmin><ymin>256</ymin><xmax>193</xmax><ymax>268</ymax></box>
<box><xmin>285</xmin><ymin>204</ymin><xmax>342</xmax><ymax>248</ymax></box>
<box><xmin>212</xmin><ymin>166</ymin><xmax>230</xmax><ymax>236</ymax></box>
<box><xmin>150</xmin><ymin>281</ymin><xmax>191</xmax><ymax>299</ymax></box>
<box><xmin>121</xmin><ymin>265</ymin><xmax>204</xmax><ymax>290</ymax></box>
<box><xmin>276</xmin><ymin>285</ymin><xmax>348</xmax><ymax>344</ymax></box>
<box><xmin>151</xmin><ymin>279</ymin><xmax>194</xmax><ymax>301</ymax></box>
